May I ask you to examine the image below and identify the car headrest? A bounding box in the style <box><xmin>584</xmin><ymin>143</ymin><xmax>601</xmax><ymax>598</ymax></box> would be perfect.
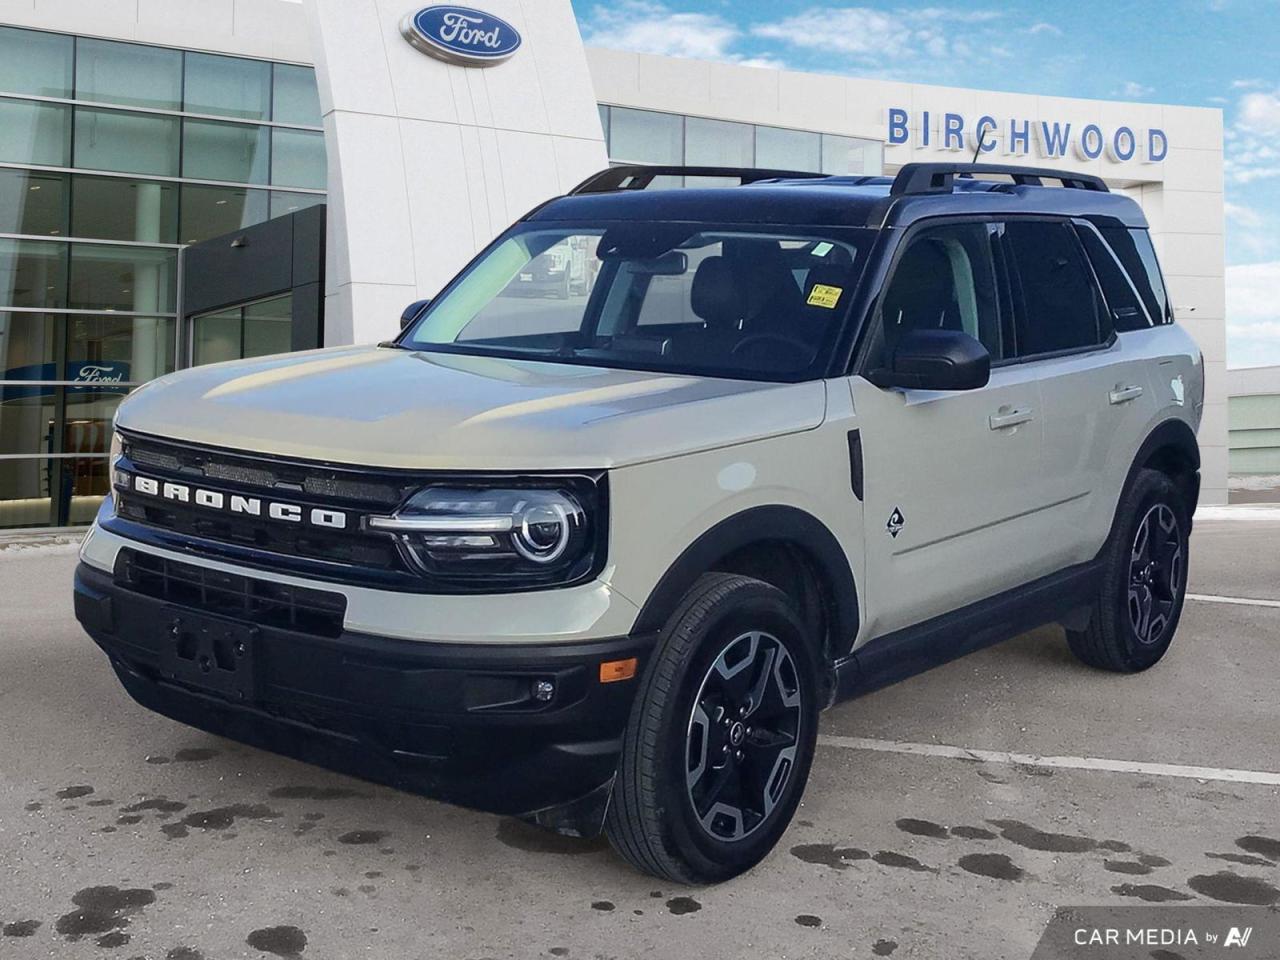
<box><xmin>691</xmin><ymin>256</ymin><xmax>745</xmax><ymax>330</ymax></box>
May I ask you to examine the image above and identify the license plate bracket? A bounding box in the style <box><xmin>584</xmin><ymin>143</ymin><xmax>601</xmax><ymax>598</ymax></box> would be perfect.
<box><xmin>158</xmin><ymin>609</ymin><xmax>258</xmax><ymax>702</ymax></box>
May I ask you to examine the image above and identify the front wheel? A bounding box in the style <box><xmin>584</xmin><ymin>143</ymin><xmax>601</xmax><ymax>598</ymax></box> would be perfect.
<box><xmin>606</xmin><ymin>573</ymin><xmax>820</xmax><ymax>883</ymax></box>
<box><xmin>1067</xmin><ymin>469</ymin><xmax>1190</xmax><ymax>672</ymax></box>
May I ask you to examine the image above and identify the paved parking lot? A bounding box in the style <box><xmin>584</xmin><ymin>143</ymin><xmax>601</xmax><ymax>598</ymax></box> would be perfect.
<box><xmin>1</xmin><ymin>510</ymin><xmax>1278</xmax><ymax>960</ymax></box>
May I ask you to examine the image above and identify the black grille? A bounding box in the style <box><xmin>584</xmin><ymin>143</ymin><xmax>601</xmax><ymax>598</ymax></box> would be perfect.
<box><xmin>115</xmin><ymin>548</ymin><xmax>347</xmax><ymax>638</ymax></box>
<box><xmin>113</xmin><ymin>432</ymin><xmax>420</xmax><ymax>582</ymax></box>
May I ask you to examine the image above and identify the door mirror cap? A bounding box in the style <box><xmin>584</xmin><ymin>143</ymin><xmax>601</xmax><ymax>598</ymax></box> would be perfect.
<box><xmin>869</xmin><ymin>328</ymin><xmax>991</xmax><ymax>391</ymax></box>
<box><xmin>401</xmin><ymin>298</ymin><xmax>431</xmax><ymax>330</ymax></box>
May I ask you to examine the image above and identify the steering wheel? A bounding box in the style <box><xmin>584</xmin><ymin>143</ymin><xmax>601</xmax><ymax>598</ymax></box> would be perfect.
<box><xmin>730</xmin><ymin>332</ymin><xmax>813</xmax><ymax>366</ymax></box>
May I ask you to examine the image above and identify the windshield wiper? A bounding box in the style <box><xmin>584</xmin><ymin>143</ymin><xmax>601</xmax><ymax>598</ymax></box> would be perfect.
<box><xmin>377</xmin><ymin>340</ymin><xmax>412</xmax><ymax>350</ymax></box>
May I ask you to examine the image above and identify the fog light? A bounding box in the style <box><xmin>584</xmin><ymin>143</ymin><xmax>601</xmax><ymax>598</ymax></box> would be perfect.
<box><xmin>532</xmin><ymin>679</ymin><xmax>555</xmax><ymax>702</ymax></box>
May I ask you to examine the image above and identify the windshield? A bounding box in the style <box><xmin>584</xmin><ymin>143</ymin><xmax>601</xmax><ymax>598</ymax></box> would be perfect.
<box><xmin>401</xmin><ymin>222</ymin><xmax>874</xmax><ymax>381</ymax></box>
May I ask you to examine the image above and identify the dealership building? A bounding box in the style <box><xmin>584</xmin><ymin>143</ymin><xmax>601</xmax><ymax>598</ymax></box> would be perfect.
<box><xmin>0</xmin><ymin>0</ymin><xmax>1227</xmax><ymax>529</ymax></box>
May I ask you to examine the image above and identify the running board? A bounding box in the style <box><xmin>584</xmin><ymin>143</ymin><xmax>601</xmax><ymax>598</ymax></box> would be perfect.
<box><xmin>833</xmin><ymin>559</ymin><xmax>1103</xmax><ymax>703</ymax></box>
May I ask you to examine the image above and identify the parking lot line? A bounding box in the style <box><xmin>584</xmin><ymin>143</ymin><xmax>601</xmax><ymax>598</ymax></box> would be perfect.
<box><xmin>816</xmin><ymin>734</ymin><xmax>1280</xmax><ymax>786</ymax></box>
<box><xmin>1187</xmin><ymin>592</ymin><xmax>1280</xmax><ymax>609</ymax></box>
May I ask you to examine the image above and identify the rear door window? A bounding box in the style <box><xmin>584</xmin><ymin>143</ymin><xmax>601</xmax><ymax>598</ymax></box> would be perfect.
<box><xmin>1001</xmin><ymin>220</ymin><xmax>1107</xmax><ymax>357</ymax></box>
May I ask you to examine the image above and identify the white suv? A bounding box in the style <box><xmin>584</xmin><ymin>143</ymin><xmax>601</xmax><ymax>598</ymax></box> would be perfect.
<box><xmin>75</xmin><ymin>162</ymin><xmax>1203</xmax><ymax>883</ymax></box>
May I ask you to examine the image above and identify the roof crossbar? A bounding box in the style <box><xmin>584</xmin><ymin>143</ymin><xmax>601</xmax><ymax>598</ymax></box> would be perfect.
<box><xmin>889</xmin><ymin>162</ymin><xmax>1109</xmax><ymax>196</ymax></box>
<box><xmin>569</xmin><ymin>164</ymin><xmax>829</xmax><ymax>195</ymax></box>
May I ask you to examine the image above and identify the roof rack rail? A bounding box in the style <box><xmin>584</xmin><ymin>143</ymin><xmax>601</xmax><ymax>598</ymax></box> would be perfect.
<box><xmin>569</xmin><ymin>164</ymin><xmax>828</xmax><ymax>195</ymax></box>
<box><xmin>889</xmin><ymin>162</ymin><xmax>1109</xmax><ymax>197</ymax></box>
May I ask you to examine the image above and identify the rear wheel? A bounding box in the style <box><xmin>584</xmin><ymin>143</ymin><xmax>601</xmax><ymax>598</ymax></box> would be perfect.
<box><xmin>1067</xmin><ymin>469</ymin><xmax>1189</xmax><ymax>672</ymax></box>
<box><xmin>606</xmin><ymin>573</ymin><xmax>820</xmax><ymax>883</ymax></box>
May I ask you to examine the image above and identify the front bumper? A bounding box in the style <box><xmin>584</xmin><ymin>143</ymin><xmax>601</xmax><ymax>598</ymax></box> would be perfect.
<box><xmin>74</xmin><ymin>561</ymin><xmax>652</xmax><ymax>828</ymax></box>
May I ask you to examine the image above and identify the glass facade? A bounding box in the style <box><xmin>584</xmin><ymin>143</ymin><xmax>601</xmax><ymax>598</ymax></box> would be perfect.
<box><xmin>599</xmin><ymin>105</ymin><xmax>884</xmax><ymax>180</ymax></box>
<box><xmin>0</xmin><ymin>25</ymin><xmax>325</xmax><ymax>529</ymax></box>
<box><xmin>192</xmin><ymin>293</ymin><xmax>293</xmax><ymax>367</ymax></box>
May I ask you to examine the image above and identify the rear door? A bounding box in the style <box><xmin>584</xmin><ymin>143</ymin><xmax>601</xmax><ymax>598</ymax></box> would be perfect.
<box><xmin>850</xmin><ymin>220</ymin><xmax>1045</xmax><ymax>638</ymax></box>
<box><xmin>998</xmin><ymin>219</ymin><xmax>1158</xmax><ymax>571</ymax></box>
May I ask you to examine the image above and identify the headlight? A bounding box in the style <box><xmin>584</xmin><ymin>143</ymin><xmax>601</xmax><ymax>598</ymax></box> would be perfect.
<box><xmin>367</xmin><ymin>479</ymin><xmax>605</xmax><ymax>590</ymax></box>
<box><xmin>108</xmin><ymin>431</ymin><xmax>130</xmax><ymax>494</ymax></box>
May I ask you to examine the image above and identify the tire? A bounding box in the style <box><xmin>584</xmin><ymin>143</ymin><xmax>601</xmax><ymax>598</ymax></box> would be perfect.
<box><xmin>1066</xmin><ymin>469</ymin><xmax>1190</xmax><ymax>672</ymax></box>
<box><xmin>606</xmin><ymin>573</ymin><xmax>821</xmax><ymax>883</ymax></box>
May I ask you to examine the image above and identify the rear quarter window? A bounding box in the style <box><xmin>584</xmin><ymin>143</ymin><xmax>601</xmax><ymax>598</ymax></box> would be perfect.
<box><xmin>1097</xmin><ymin>226</ymin><xmax>1172</xmax><ymax>327</ymax></box>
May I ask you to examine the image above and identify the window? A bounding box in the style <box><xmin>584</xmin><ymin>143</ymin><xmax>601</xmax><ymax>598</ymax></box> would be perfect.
<box><xmin>269</xmin><ymin>191</ymin><xmax>325</xmax><ymax>220</ymax></box>
<box><xmin>71</xmin><ymin>176</ymin><xmax>178</xmax><ymax>243</ymax></box>
<box><xmin>0</xmin><ymin>458</ymin><xmax>55</xmax><ymax>529</ymax></box>
<box><xmin>74</xmin><ymin>107</ymin><xmax>180</xmax><ymax>176</ymax></box>
<box><xmin>404</xmin><ymin>224</ymin><xmax>872</xmax><ymax>381</ymax></box>
<box><xmin>68</xmin><ymin>314</ymin><xmax>175</xmax><ymax>383</ymax></box>
<box><xmin>75</xmin><ymin>38</ymin><xmax>182</xmax><ymax>111</ymax></box>
<box><xmin>0</xmin><ymin>239</ymin><xmax>67</xmax><ymax>309</ymax></box>
<box><xmin>184</xmin><ymin>52</ymin><xmax>272</xmax><ymax>121</ymax></box>
<box><xmin>183</xmin><ymin>119</ymin><xmax>270</xmax><ymax>184</ymax></box>
<box><xmin>0</xmin><ymin>169</ymin><xmax>68</xmax><ymax>238</ymax></box>
<box><xmin>608</xmin><ymin>107</ymin><xmax>683</xmax><ymax>165</ymax></box>
<box><xmin>1002</xmin><ymin>220</ymin><xmax>1105</xmax><ymax>356</ymax></box>
<box><xmin>685</xmin><ymin>118</ymin><xmax>754</xmax><ymax>168</ymax></box>
<box><xmin>0</xmin><ymin>27</ymin><xmax>73</xmax><ymax>98</ymax></box>
<box><xmin>67</xmin><ymin>244</ymin><xmax>176</xmax><ymax>313</ymax></box>
<box><xmin>877</xmin><ymin>222</ymin><xmax>1007</xmax><ymax>363</ymax></box>
<box><xmin>243</xmin><ymin>294</ymin><xmax>294</xmax><ymax>357</ymax></box>
<box><xmin>0</xmin><ymin>312</ymin><xmax>57</xmax><ymax>378</ymax></box>
<box><xmin>0</xmin><ymin>98</ymin><xmax>71</xmax><ymax>167</ymax></box>
<box><xmin>1098</xmin><ymin>225</ymin><xmax>1171</xmax><ymax>327</ymax></box>
<box><xmin>179</xmin><ymin>185</ymin><xmax>269</xmax><ymax>245</ymax></box>
<box><xmin>1076</xmin><ymin>225</ymin><xmax>1149</xmax><ymax>332</ymax></box>
<box><xmin>192</xmin><ymin>293</ymin><xmax>293</xmax><ymax>366</ymax></box>
<box><xmin>270</xmin><ymin>129</ymin><xmax>326</xmax><ymax>189</ymax></box>
<box><xmin>272</xmin><ymin>65</ymin><xmax>323</xmax><ymax>126</ymax></box>
<box><xmin>192</xmin><ymin>306</ymin><xmax>241</xmax><ymax>366</ymax></box>
<box><xmin>822</xmin><ymin>135</ymin><xmax>882</xmax><ymax>176</ymax></box>
<box><xmin>755</xmin><ymin>126</ymin><xmax>821</xmax><ymax>172</ymax></box>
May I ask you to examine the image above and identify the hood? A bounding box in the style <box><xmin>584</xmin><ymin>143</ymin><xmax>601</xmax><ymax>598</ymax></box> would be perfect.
<box><xmin>115</xmin><ymin>346</ymin><xmax>827</xmax><ymax>471</ymax></box>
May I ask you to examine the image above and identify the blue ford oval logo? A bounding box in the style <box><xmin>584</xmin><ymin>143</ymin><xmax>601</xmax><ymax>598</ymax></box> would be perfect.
<box><xmin>400</xmin><ymin>6</ymin><xmax>522</xmax><ymax>66</ymax></box>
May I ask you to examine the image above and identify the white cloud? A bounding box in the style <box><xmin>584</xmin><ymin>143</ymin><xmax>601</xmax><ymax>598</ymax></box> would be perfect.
<box><xmin>1227</xmin><ymin>261</ymin><xmax>1280</xmax><ymax>324</ymax></box>
<box><xmin>1225</xmin><ymin>262</ymin><xmax>1280</xmax><ymax>366</ymax></box>
<box><xmin>751</xmin><ymin>6</ymin><xmax>1003</xmax><ymax>69</ymax></box>
<box><xmin>1027</xmin><ymin>22</ymin><xmax>1062</xmax><ymax>35</ymax></box>
<box><xmin>1117</xmin><ymin>80</ymin><xmax>1154</xmax><ymax>99</ymax></box>
<box><xmin>1225</xmin><ymin>201</ymin><xmax>1265</xmax><ymax>229</ymax></box>
<box><xmin>1237</xmin><ymin>90</ymin><xmax>1280</xmax><ymax>134</ymax></box>
<box><xmin>1224</xmin><ymin>88</ymin><xmax>1280</xmax><ymax>185</ymax></box>
<box><xmin>578</xmin><ymin>1</ymin><xmax>787</xmax><ymax>67</ymax></box>
<box><xmin>579</xmin><ymin>1</ymin><xmax>742</xmax><ymax>60</ymax></box>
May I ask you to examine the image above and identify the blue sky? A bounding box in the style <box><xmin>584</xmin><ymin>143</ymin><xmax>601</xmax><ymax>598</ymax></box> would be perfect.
<box><xmin>569</xmin><ymin>0</ymin><xmax>1280</xmax><ymax>367</ymax></box>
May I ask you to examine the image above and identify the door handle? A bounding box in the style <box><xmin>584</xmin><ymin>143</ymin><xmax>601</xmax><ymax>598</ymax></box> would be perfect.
<box><xmin>989</xmin><ymin>408</ymin><xmax>1034</xmax><ymax>430</ymax></box>
<box><xmin>1109</xmin><ymin>385</ymin><xmax>1144</xmax><ymax>405</ymax></box>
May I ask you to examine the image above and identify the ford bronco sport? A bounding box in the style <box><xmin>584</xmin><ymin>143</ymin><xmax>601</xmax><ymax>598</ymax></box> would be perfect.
<box><xmin>75</xmin><ymin>162</ymin><xmax>1203</xmax><ymax>883</ymax></box>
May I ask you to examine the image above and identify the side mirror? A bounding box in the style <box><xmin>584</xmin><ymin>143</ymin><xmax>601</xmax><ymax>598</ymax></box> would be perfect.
<box><xmin>868</xmin><ymin>328</ymin><xmax>991</xmax><ymax>391</ymax></box>
<box><xmin>401</xmin><ymin>298</ymin><xmax>431</xmax><ymax>330</ymax></box>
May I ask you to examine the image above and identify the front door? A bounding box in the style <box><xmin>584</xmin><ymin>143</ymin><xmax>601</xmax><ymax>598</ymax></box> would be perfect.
<box><xmin>851</xmin><ymin>221</ymin><xmax>1045</xmax><ymax>638</ymax></box>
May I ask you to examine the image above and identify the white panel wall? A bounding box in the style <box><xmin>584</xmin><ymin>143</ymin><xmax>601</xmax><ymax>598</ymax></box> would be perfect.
<box><xmin>587</xmin><ymin>48</ymin><xmax>1227</xmax><ymax>505</ymax></box>
<box><xmin>303</xmin><ymin>0</ymin><xmax>608</xmax><ymax>346</ymax></box>
<box><xmin>0</xmin><ymin>0</ymin><xmax>312</xmax><ymax>62</ymax></box>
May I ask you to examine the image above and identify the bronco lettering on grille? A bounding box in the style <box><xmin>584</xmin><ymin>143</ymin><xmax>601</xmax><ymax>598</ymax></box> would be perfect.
<box><xmin>128</xmin><ymin>475</ymin><xmax>348</xmax><ymax>530</ymax></box>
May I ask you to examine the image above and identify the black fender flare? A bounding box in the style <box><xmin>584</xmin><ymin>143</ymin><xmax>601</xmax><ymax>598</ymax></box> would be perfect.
<box><xmin>1112</xmin><ymin>418</ymin><xmax>1201</xmax><ymax>538</ymax></box>
<box><xmin>631</xmin><ymin>505</ymin><xmax>860</xmax><ymax>661</ymax></box>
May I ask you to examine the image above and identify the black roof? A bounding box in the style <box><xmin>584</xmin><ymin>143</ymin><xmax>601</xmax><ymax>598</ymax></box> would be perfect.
<box><xmin>527</xmin><ymin>163</ymin><xmax>1149</xmax><ymax>230</ymax></box>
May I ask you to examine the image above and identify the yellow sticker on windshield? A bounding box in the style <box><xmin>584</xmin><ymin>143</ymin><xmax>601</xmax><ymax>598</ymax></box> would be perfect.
<box><xmin>807</xmin><ymin>284</ymin><xmax>843</xmax><ymax>309</ymax></box>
